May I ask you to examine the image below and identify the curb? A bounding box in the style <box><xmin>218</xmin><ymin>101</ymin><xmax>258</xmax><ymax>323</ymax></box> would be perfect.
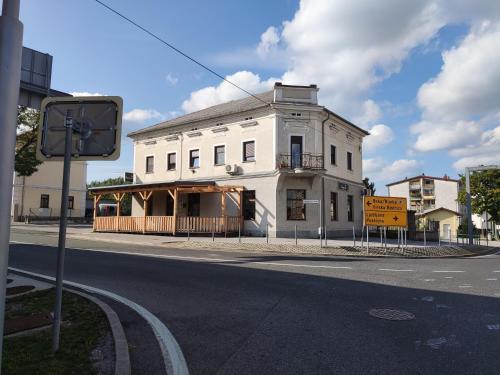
<box><xmin>70</xmin><ymin>289</ymin><xmax>131</xmax><ymax>375</ymax></box>
<box><xmin>8</xmin><ymin>267</ymin><xmax>189</xmax><ymax>375</ymax></box>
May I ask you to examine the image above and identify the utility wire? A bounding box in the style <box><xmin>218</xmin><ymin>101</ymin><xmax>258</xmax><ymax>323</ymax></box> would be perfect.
<box><xmin>92</xmin><ymin>0</ymin><xmax>351</xmax><ymax>141</ymax></box>
<box><xmin>93</xmin><ymin>0</ymin><xmax>274</xmax><ymax>110</ymax></box>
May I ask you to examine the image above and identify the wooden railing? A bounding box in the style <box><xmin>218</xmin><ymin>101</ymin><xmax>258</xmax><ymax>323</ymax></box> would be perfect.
<box><xmin>94</xmin><ymin>215</ymin><xmax>240</xmax><ymax>234</ymax></box>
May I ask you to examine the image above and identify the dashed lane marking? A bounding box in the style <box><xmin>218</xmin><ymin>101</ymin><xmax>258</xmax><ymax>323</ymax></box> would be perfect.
<box><xmin>487</xmin><ymin>278</ymin><xmax>498</xmax><ymax>281</ymax></box>
<box><xmin>444</xmin><ymin>276</ymin><xmax>453</xmax><ymax>279</ymax></box>
<box><xmin>458</xmin><ymin>285</ymin><xmax>473</xmax><ymax>288</ymax></box>
<box><xmin>378</xmin><ymin>268</ymin><xmax>415</xmax><ymax>272</ymax></box>
<box><xmin>433</xmin><ymin>270</ymin><xmax>464</xmax><ymax>273</ymax></box>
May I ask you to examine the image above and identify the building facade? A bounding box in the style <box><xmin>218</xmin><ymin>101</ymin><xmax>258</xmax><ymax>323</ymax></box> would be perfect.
<box><xmin>11</xmin><ymin>47</ymin><xmax>86</xmax><ymax>221</ymax></box>
<box><xmin>90</xmin><ymin>83</ymin><xmax>368</xmax><ymax>237</ymax></box>
<box><xmin>386</xmin><ymin>174</ymin><xmax>462</xmax><ymax>238</ymax></box>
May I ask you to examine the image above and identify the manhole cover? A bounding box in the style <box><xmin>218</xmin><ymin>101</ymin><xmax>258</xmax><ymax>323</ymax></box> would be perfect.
<box><xmin>369</xmin><ymin>308</ymin><xmax>415</xmax><ymax>321</ymax></box>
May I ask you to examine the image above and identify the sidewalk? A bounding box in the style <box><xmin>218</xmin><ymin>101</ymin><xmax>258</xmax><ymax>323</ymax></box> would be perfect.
<box><xmin>11</xmin><ymin>223</ymin><xmax>497</xmax><ymax>258</ymax></box>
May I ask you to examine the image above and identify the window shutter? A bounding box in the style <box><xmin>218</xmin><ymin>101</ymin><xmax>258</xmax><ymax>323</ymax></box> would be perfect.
<box><xmin>245</xmin><ymin>141</ymin><xmax>255</xmax><ymax>158</ymax></box>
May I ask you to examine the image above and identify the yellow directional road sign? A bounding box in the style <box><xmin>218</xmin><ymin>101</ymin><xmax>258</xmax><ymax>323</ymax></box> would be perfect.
<box><xmin>363</xmin><ymin>196</ymin><xmax>407</xmax><ymax>227</ymax></box>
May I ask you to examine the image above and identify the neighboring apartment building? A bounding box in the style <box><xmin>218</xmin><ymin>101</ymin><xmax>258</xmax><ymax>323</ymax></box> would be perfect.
<box><xmin>11</xmin><ymin>47</ymin><xmax>87</xmax><ymax>221</ymax></box>
<box><xmin>387</xmin><ymin>174</ymin><xmax>462</xmax><ymax>237</ymax></box>
<box><xmin>90</xmin><ymin>83</ymin><xmax>369</xmax><ymax>237</ymax></box>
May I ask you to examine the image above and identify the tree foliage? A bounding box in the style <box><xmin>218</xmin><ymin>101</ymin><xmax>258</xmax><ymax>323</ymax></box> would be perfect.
<box><xmin>15</xmin><ymin>106</ymin><xmax>42</xmax><ymax>177</ymax></box>
<box><xmin>457</xmin><ymin>170</ymin><xmax>500</xmax><ymax>223</ymax></box>
<box><xmin>87</xmin><ymin>177</ymin><xmax>132</xmax><ymax>215</ymax></box>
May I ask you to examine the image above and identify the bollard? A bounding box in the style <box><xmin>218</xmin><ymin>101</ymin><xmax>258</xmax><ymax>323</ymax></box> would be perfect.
<box><xmin>423</xmin><ymin>227</ymin><xmax>426</xmax><ymax>248</ymax></box>
<box><xmin>324</xmin><ymin>227</ymin><xmax>328</xmax><ymax>247</ymax></box>
<box><xmin>448</xmin><ymin>228</ymin><xmax>451</xmax><ymax>246</ymax></box>
<box><xmin>212</xmin><ymin>226</ymin><xmax>215</xmax><ymax>242</ymax></box>
<box><xmin>238</xmin><ymin>223</ymin><xmax>241</xmax><ymax>243</ymax></box>
<box><xmin>295</xmin><ymin>224</ymin><xmax>298</xmax><ymax>246</ymax></box>
<box><xmin>353</xmin><ymin>226</ymin><xmax>356</xmax><ymax>247</ymax></box>
<box><xmin>361</xmin><ymin>226</ymin><xmax>364</xmax><ymax>248</ymax></box>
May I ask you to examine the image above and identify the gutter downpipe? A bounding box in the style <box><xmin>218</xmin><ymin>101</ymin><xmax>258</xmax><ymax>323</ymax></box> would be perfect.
<box><xmin>321</xmin><ymin>111</ymin><xmax>331</xmax><ymax>240</ymax></box>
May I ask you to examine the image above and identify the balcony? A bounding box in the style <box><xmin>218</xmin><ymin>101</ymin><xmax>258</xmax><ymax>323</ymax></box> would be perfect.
<box><xmin>277</xmin><ymin>153</ymin><xmax>324</xmax><ymax>173</ymax></box>
<box><xmin>409</xmin><ymin>183</ymin><xmax>421</xmax><ymax>190</ymax></box>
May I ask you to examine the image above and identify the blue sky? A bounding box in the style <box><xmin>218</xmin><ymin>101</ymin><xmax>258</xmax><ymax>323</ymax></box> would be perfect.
<box><xmin>21</xmin><ymin>0</ymin><xmax>500</xmax><ymax>192</ymax></box>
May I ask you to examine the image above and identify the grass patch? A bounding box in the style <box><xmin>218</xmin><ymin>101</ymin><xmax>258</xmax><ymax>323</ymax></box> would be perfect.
<box><xmin>3</xmin><ymin>288</ymin><xmax>111</xmax><ymax>375</ymax></box>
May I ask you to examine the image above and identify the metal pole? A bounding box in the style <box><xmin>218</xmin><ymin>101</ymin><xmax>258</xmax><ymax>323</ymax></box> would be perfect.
<box><xmin>319</xmin><ymin>199</ymin><xmax>323</xmax><ymax>248</ymax></box>
<box><xmin>212</xmin><ymin>225</ymin><xmax>214</xmax><ymax>242</ymax></box>
<box><xmin>465</xmin><ymin>168</ymin><xmax>473</xmax><ymax>245</ymax></box>
<box><xmin>188</xmin><ymin>224</ymin><xmax>190</xmax><ymax>241</ymax></box>
<box><xmin>238</xmin><ymin>222</ymin><xmax>241</xmax><ymax>243</ymax></box>
<box><xmin>380</xmin><ymin>227</ymin><xmax>382</xmax><ymax>246</ymax></box>
<box><xmin>361</xmin><ymin>226</ymin><xmax>364</xmax><ymax>248</ymax></box>
<box><xmin>384</xmin><ymin>227</ymin><xmax>387</xmax><ymax>249</ymax></box>
<box><xmin>52</xmin><ymin>110</ymin><xmax>73</xmax><ymax>353</ymax></box>
<box><xmin>423</xmin><ymin>226</ymin><xmax>426</xmax><ymax>247</ymax></box>
<box><xmin>295</xmin><ymin>224</ymin><xmax>297</xmax><ymax>246</ymax></box>
<box><xmin>324</xmin><ymin>226</ymin><xmax>327</xmax><ymax>247</ymax></box>
<box><xmin>352</xmin><ymin>225</ymin><xmax>356</xmax><ymax>247</ymax></box>
<box><xmin>0</xmin><ymin>0</ymin><xmax>23</xmax><ymax>366</ymax></box>
<box><xmin>266</xmin><ymin>223</ymin><xmax>269</xmax><ymax>244</ymax></box>
<box><xmin>366</xmin><ymin>225</ymin><xmax>369</xmax><ymax>254</ymax></box>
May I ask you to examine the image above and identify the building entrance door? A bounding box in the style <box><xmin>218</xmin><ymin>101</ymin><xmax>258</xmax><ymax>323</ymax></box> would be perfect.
<box><xmin>290</xmin><ymin>136</ymin><xmax>303</xmax><ymax>169</ymax></box>
<box><xmin>187</xmin><ymin>193</ymin><xmax>200</xmax><ymax>217</ymax></box>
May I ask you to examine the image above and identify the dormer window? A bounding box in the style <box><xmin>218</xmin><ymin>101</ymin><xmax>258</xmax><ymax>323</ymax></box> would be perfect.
<box><xmin>244</xmin><ymin>116</ymin><xmax>253</xmax><ymax>121</ymax></box>
<box><xmin>215</xmin><ymin>122</ymin><xmax>223</xmax><ymax>126</ymax></box>
<box><xmin>291</xmin><ymin>112</ymin><xmax>302</xmax><ymax>117</ymax></box>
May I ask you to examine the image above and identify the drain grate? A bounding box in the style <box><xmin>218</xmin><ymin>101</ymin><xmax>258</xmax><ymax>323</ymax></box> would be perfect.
<box><xmin>369</xmin><ymin>308</ymin><xmax>415</xmax><ymax>321</ymax></box>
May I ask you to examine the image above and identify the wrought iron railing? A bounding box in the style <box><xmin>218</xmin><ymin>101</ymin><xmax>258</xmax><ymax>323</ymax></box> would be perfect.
<box><xmin>277</xmin><ymin>153</ymin><xmax>324</xmax><ymax>170</ymax></box>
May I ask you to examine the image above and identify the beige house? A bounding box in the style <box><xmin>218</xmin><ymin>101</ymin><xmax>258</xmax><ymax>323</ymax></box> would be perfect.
<box><xmin>90</xmin><ymin>83</ymin><xmax>369</xmax><ymax>237</ymax></box>
<box><xmin>11</xmin><ymin>161</ymin><xmax>87</xmax><ymax>220</ymax></box>
<box><xmin>387</xmin><ymin>174</ymin><xmax>463</xmax><ymax>237</ymax></box>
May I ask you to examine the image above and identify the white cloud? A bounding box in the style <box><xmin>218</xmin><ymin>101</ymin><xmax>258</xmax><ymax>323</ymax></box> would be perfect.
<box><xmin>123</xmin><ymin>108</ymin><xmax>165</xmax><ymax>123</ymax></box>
<box><xmin>257</xmin><ymin>26</ymin><xmax>280</xmax><ymax>57</ymax></box>
<box><xmin>411</xmin><ymin>120</ymin><xmax>482</xmax><ymax>152</ymax></box>
<box><xmin>364</xmin><ymin>158</ymin><xmax>422</xmax><ymax>184</ymax></box>
<box><xmin>165</xmin><ymin>73</ymin><xmax>178</xmax><ymax>86</ymax></box>
<box><xmin>363</xmin><ymin>124</ymin><xmax>394</xmax><ymax>153</ymax></box>
<box><xmin>70</xmin><ymin>91</ymin><xmax>104</xmax><ymax>97</ymax></box>
<box><xmin>182</xmin><ymin>71</ymin><xmax>276</xmax><ymax>113</ymax></box>
<box><xmin>353</xmin><ymin>100</ymin><xmax>382</xmax><ymax>127</ymax></box>
<box><xmin>451</xmin><ymin>125</ymin><xmax>500</xmax><ymax>170</ymax></box>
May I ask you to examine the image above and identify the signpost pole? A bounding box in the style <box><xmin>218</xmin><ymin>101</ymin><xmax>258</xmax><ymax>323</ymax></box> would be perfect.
<box><xmin>423</xmin><ymin>226</ymin><xmax>426</xmax><ymax>248</ymax></box>
<box><xmin>380</xmin><ymin>227</ymin><xmax>382</xmax><ymax>246</ymax></box>
<box><xmin>361</xmin><ymin>226</ymin><xmax>364</xmax><ymax>248</ymax></box>
<box><xmin>366</xmin><ymin>225</ymin><xmax>369</xmax><ymax>254</ymax></box>
<box><xmin>352</xmin><ymin>225</ymin><xmax>356</xmax><ymax>247</ymax></box>
<box><xmin>52</xmin><ymin>110</ymin><xmax>73</xmax><ymax>353</ymax></box>
<box><xmin>0</xmin><ymin>0</ymin><xmax>23</xmax><ymax>367</ymax></box>
<box><xmin>384</xmin><ymin>227</ymin><xmax>387</xmax><ymax>250</ymax></box>
<box><xmin>319</xmin><ymin>199</ymin><xmax>323</xmax><ymax>248</ymax></box>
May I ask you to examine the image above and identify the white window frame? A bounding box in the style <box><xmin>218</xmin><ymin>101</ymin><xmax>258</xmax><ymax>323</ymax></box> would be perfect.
<box><xmin>241</xmin><ymin>138</ymin><xmax>256</xmax><ymax>163</ymax></box>
<box><xmin>188</xmin><ymin>147</ymin><xmax>200</xmax><ymax>169</ymax></box>
<box><xmin>145</xmin><ymin>154</ymin><xmax>155</xmax><ymax>174</ymax></box>
<box><xmin>213</xmin><ymin>143</ymin><xmax>226</xmax><ymax>166</ymax></box>
<box><xmin>166</xmin><ymin>151</ymin><xmax>177</xmax><ymax>171</ymax></box>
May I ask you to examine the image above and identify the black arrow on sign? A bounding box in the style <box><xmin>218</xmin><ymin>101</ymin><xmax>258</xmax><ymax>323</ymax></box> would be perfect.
<box><xmin>366</xmin><ymin>201</ymin><xmax>372</xmax><ymax>206</ymax></box>
<box><xmin>393</xmin><ymin>216</ymin><xmax>398</xmax><ymax>221</ymax></box>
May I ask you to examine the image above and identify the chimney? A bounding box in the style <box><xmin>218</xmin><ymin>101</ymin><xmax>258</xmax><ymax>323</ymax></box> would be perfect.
<box><xmin>273</xmin><ymin>82</ymin><xmax>319</xmax><ymax>104</ymax></box>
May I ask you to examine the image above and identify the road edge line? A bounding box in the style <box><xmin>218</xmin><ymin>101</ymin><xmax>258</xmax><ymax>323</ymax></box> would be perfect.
<box><xmin>8</xmin><ymin>267</ymin><xmax>189</xmax><ymax>375</ymax></box>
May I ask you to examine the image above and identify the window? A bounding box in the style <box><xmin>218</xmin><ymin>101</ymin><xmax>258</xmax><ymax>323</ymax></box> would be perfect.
<box><xmin>243</xmin><ymin>140</ymin><xmax>255</xmax><ymax>162</ymax></box>
<box><xmin>214</xmin><ymin>145</ymin><xmax>225</xmax><ymax>165</ymax></box>
<box><xmin>167</xmin><ymin>153</ymin><xmax>176</xmax><ymax>170</ymax></box>
<box><xmin>347</xmin><ymin>194</ymin><xmax>354</xmax><ymax>222</ymax></box>
<box><xmin>347</xmin><ymin>152</ymin><xmax>353</xmax><ymax>171</ymax></box>
<box><xmin>330</xmin><ymin>145</ymin><xmax>336</xmax><ymax>165</ymax></box>
<box><xmin>215</xmin><ymin>122</ymin><xmax>223</xmax><ymax>126</ymax></box>
<box><xmin>146</xmin><ymin>156</ymin><xmax>154</xmax><ymax>173</ymax></box>
<box><xmin>287</xmin><ymin>189</ymin><xmax>306</xmax><ymax>220</ymax></box>
<box><xmin>244</xmin><ymin>116</ymin><xmax>253</xmax><ymax>121</ymax></box>
<box><xmin>330</xmin><ymin>192</ymin><xmax>338</xmax><ymax>221</ymax></box>
<box><xmin>243</xmin><ymin>190</ymin><xmax>256</xmax><ymax>220</ymax></box>
<box><xmin>68</xmin><ymin>196</ymin><xmax>74</xmax><ymax>210</ymax></box>
<box><xmin>40</xmin><ymin>194</ymin><xmax>49</xmax><ymax>208</ymax></box>
<box><xmin>189</xmin><ymin>149</ymin><xmax>200</xmax><ymax>168</ymax></box>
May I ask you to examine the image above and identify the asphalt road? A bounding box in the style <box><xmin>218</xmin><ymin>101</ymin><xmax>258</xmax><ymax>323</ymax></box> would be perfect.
<box><xmin>8</xmin><ymin>229</ymin><xmax>500</xmax><ymax>375</ymax></box>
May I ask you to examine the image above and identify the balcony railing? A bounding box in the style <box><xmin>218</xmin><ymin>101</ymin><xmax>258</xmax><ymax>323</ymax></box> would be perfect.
<box><xmin>277</xmin><ymin>153</ymin><xmax>324</xmax><ymax>170</ymax></box>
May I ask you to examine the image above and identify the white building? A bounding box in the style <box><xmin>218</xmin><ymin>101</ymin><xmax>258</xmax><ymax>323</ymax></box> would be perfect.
<box><xmin>90</xmin><ymin>83</ymin><xmax>369</xmax><ymax>238</ymax></box>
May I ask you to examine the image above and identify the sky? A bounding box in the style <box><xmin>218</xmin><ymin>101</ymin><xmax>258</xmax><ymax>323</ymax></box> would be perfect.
<box><xmin>20</xmin><ymin>0</ymin><xmax>500</xmax><ymax>192</ymax></box>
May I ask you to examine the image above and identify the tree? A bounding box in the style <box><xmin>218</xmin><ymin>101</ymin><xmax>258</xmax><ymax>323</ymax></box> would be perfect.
<box><xmin>363</xmin><ymin>177</ymin><xmax>376</xmax><ymax>196</ymax></box>
<box><xmin>87</xmin><ymin>177</ymin><xmax>132</xmax><ymax>215</ymax></box>
<box><xmin>457</xmin><ymin>169</ymin><xmax>500</xmax><ymax>227</ymax></box>
<box><xmin>15</xmin><ymin>106</ymin><xmax>42</xmax><ymax>176</ymax></box>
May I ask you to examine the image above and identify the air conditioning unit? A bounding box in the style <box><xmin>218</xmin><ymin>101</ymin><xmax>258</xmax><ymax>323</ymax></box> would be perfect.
<box><xmin>225</xmin><ymin>164</ymin><xmax>238</xmax><ymax>175</ymax></box>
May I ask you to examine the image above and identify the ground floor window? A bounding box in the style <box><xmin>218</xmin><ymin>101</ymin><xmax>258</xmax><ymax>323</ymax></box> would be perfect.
<box><xmin>242</xmin><ymin>190</ymin><xmax>256</xmax><ymax>220</ymax></box>
<box><xmin>330</xmin><ymin>192</ymin><xmax>338</xmax><ymax>221</ymax></box>
<box><xmin>68</xmin><ymin>196</ymin><xmax>74</xmax><ymax>210</ymax></box>
<box><xmin>40</xmin><ymin>194</ymin><xmax>49</xmax><ymax>208</ymax></box>
<box><xmin>347</xmin><ymin>194</ymin><xmax>353</xmax><ymax>222</ymax></box>
<box><xmin>287</xmin><ymin>189</ymin><xmax>306</xmax><ymax>220</ymax></box>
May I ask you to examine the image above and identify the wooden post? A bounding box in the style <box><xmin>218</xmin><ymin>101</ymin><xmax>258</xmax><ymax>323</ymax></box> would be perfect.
<box><xmin>92</xmin><ymin>194</ymin><xmax>101</xmax><ymax>231</ymax></box>
<box><xmin>221</xmin><ymin>190</ymin><xmax>226</xmax><ymax>235</ymax></box>
<box><xmin>172</xmin><ymin>188</ymin><xmax>178</xmax><ymax>235</ymax></box>
<box><xmin>139</xmin><ymin>191</ymin><xmax>152</xmax><ymax>234</ymax></box>
<box><xmin>113</xmin><ymin>192</ymin><xmax>124</xmax><ymax>232</ymax></box>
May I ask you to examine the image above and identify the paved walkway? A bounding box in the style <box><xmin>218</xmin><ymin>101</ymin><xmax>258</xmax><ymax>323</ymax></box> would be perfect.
<box><xmin>11</xmin><ymin>223</ymin><xmax>497</xmax><ymax>257</ymax></box>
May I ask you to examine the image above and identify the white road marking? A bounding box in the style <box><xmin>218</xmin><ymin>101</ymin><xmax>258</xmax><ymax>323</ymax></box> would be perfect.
<box><xmin>444</xmin><ymin>276</ymin><xmax>454</xmax><ymax>279</ymax></box>
<box><xmin>458</xmin><ymin>285</ymin><xmax>472</xmax><ymax>288</ymax></box>
<box><xmin>433</xmin><ymin>270</ymin><xmax>464</xmax><ymax>273</ymax></box>
<box><xmin>487</xmin><ymin>324</ymin><xmax>500</xmax><ymax>330</ymax></box>
<box><xmin>9</xmin><ymin>267</ymin><xmax>189</xmax><ymax>375</ymax></box>
<box><xmin>378</xmin><ymin>268</ymin><xmax>415</xmax><ymax>272</ymax></box>
<box><xmin>423</xmin><ymin>279</ymin><xmax>435</xmax><ymax>282</ymax></box>
<box><xmin>11</xmin><ymin>241</ymin><xmax>353</xmax><ymax>271</ymax></box>
<box><xmin>493</xmin><ymin>271</ymin><xmax>500</xmax><ymax>273</ymax></box>
<box><xmin>486</xmin><ymin>278</ymin><xmax>498</xmax><ymax>281</ymax></box>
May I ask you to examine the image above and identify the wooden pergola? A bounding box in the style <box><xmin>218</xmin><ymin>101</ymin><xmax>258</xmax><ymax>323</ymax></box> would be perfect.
<box><xmin>89</xmin><ymin>181</ymin><xmax>245</xmax><ymax>235</ymax></box>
